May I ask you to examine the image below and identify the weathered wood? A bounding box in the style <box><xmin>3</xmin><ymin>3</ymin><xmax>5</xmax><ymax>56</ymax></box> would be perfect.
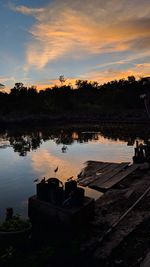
<box><xmin>95</xmin><ymin>163</ymin><xmax>119</xmax><ymax>176</ymax></box>
<box><xmin>78</xmin><ymin>163</ymin><xmax>112</xmax><ymax>186</ymax></box>
<box><xmin>96</xmin><ymin>164</ymin><xmax>139</xmax><ymax>190</ymax></box>
<box><xmin>89</xmin><ymin>162</ymin><xmax>130</xmax><ymax>188</ymax></box>
<box><xmin>78</xmin><ymin>162</ymin><xmax>130</xmax><ymax>187</ymax></box>
<box><xmin>77</xmin><ymin>162</ymin><xmax>110</xmax><ymax>183</ymax></box>
<box><xmin>79</xmin><ymin>163</ymin><xmax>117</xmax><ymax>186</ymax></box>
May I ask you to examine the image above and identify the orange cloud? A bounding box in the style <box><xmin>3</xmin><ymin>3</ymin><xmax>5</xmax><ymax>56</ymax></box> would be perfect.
<box><xmin>85</xmin><ymin>63</ymin><xmax>150</xmax><ymax>84</ymax></box>
<box><xmin>31</xmin><ymin>149</ymin><xmax>79</xmax><ymax>182</ymax></box>
<box><xmin>0</xmin><ymin>76</ymin><xmax>16</xmax><ymax>93</ymax></box>
<box><xmin>34</xmin><ymin>62</ymin><xmax>150</xmax><ymax>90</ymax></box>
<box><xmin>12</xmin><ymin>1</ymin><xmax>150</xmax><ymax>70</ymax></box>
<box><xmin>35</xmin><ymin>77</ymin><xmax>77</xmax><ymax>90</ymax></box>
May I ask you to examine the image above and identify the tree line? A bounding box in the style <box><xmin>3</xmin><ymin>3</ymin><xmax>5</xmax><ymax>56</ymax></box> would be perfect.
<box><xmin>0</xmin><ymin>76</ymin><xmax>149</xmax><ymax>122</ymax></box>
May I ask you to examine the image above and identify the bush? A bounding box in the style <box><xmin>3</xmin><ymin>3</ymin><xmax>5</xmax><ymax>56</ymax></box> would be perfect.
<box><xmin>0</xmin><ymin>216</ymin><xmax>31</xmax><ymax>232</ymax></box>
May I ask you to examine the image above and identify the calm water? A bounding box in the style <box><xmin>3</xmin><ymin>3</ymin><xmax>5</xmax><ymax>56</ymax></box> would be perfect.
<box><xmin>0</xmin><ymin>125</ymin><xmax>148</xmax><ymax>221</ymax></box>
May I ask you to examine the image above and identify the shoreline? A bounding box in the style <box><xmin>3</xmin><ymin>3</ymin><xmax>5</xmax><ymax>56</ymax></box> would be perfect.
<box><xmin>0</xmin><ymin>113</ymin><xmax>149</xmax><ymax>128</ymax></box>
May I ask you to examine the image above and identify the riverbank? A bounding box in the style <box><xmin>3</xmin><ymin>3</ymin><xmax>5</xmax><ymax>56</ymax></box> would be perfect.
<box><xmin>79</xmin><ymin>164</ymin><xmax>150</xmax><ymax>266</ymax></box>
<box><xmin>0</xmin><ymin>109</ymin><xmax>149</xmax><ymax>127</ymax></box>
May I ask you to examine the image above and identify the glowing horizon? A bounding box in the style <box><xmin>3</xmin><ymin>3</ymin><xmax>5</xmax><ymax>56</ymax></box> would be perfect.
<box><xmin>0</xmin><ymin>0</ymin><xmax>149</xmax><ymax>91</ymax></box>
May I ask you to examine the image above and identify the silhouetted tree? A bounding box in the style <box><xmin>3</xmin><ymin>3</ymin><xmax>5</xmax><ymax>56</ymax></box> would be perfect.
<box><xmin>0</xmin><ymin>76</ymin><xmax>149</xmax><ymax>123</ymax></box>
<box><xmin>59</xmin><ymin>75</ymin><xmax>66</xmax><ymax>86</ymax></box>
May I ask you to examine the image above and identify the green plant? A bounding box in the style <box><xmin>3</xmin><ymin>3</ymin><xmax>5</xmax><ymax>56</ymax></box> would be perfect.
<box><xmin>0</xmin><ymin>246</ymin><xmax>15</xmax><ymax>260</ymax></box>
<box><xmin>0</xmin><ymin>215</ymin><xmax>31</xmax><ymax>232</ymax></box>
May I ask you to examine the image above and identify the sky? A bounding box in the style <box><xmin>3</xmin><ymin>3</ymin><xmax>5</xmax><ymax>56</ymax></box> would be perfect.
<box><xmin>0</xmin><ymin>0</ymin><xmax>150</xmax><ymax>91</ymax></box>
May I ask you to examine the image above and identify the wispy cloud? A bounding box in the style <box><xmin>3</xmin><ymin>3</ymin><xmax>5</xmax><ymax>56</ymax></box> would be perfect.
<box><xmin>9</xmin><ymin>4</ymin><xmax>45</xmax><ymax>16</ymax></box>
<box><xmin>85</xmin><ymin>62</ymin><xmax>150</xmax><ymax>84</ymax></box>
<box><xmin>11</xmin><ymin>0</ymin><xmax>150</xmax><ymax>71</ymax></box>
<box><xmin>0</xmin><ymin>76</ymin><xmax>16</xmax><ymax>84</ymax></box>
<box><xmin>0</xmin><ymin>77</ymin><xmax>8</xmax><ymax>83</ymax></box>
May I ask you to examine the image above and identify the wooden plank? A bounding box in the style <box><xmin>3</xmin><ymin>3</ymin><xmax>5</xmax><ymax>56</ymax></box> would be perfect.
<box><xmin>77</xmin><ymin>161</ymin><xmax>106</xmax><ymax>182</ymax></box>
<box><xmin>89</xmin><ymin>162</ymin><xmax>130</xmax><ymax>188</ymax></box>
<box><xmin>87</xmin><ymin>163</ymin><xmax>122</xmax><ymax>187</ymax></box>
<box><xmin>78</xmin><ymin>163</ymin><xmax>113</xmax><ymax>186</ymax></box>
<box><xmin>77</xmin><ymin>162</ymin><xmax>110</xmax><ymax>183</ymax></box>
<box><xmin>78</xmin><ymin>161</ymin><xmax>110</xmax><ymax>180</ymax></box>
<box><xmin>79</xmin><ymin>163</ymin><xmax>119</xmax><ymax>187</ymax></box>
<box><xmin>95</xmin><ymin>164</ymin><xmax>139</xmax><ymax>190</ymax></box>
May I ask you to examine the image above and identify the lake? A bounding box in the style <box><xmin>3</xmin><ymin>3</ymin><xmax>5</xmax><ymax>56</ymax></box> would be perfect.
<box><xmin>0</xmin><ymin>124</ymin><xmax>148</xmax><ymax>221</ymax></box>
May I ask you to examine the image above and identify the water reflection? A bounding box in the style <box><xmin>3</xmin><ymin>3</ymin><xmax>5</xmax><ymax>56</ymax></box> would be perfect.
<box><xmin>61</xmin><ymin>145</ymin><xmax>68</xmax><ymax>153</ymax></box>
<box><xmin>0</xmin><ymin>124</ymin><xmax>149</xmax><ymax>220</ymax></box>
<box><xmin>0</xmin><ymin>124</ymin><xmax>150</xmax><ymax>156</ymax></box>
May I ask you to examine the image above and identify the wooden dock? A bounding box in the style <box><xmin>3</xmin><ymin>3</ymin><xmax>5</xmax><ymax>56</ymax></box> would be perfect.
<box><xmin>77</xmin><ymin>161</ymin><xmax>139</xmax><ymax>192</ymax></box>
<box><xmin>28</xmin><ymin>158</ymin><xmax>150</xmax><ymax>266</ymax></box>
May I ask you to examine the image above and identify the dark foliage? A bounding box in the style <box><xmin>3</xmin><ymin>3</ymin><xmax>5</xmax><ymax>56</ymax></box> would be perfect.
<box><xmin>0</xmin><ymin>76</ymin><xmax>150</xmax><ymax>122</ymax></box>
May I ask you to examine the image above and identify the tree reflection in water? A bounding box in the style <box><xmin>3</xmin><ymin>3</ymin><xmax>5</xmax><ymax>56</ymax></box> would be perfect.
<box><xmin>0</xmin><ymin>124</ymin><xmax>150</xmax><ymax>156</ymax></box>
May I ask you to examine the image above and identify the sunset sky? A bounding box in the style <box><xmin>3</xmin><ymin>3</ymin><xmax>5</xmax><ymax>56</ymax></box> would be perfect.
<box><xmin>0</xmin><ymin>0</ymin><xmax>150</xmax><ymax>90</ymax></box>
